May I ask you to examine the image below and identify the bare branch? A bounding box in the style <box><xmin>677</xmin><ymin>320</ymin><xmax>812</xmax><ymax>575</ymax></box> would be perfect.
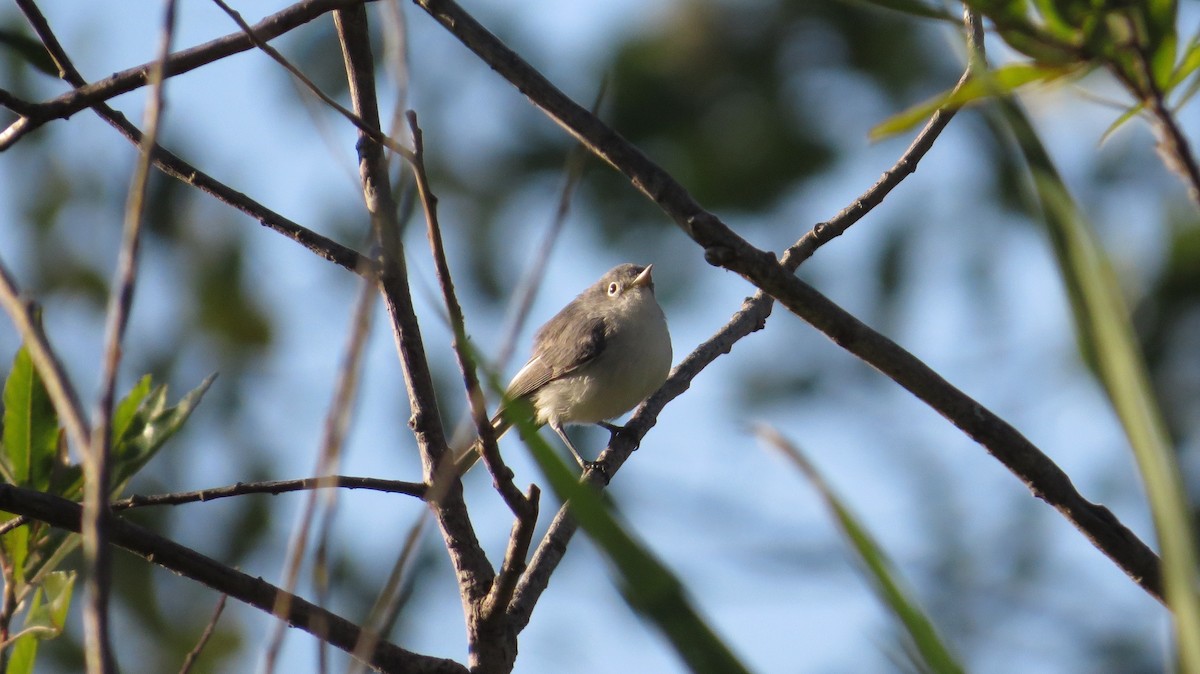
<box><xmin>178</xmin><ymin>594</ymin><xmax>227</xmax><ymax>674</ymax></box>
<box><xmin>78</xmin><ymin>0</ymin><xmax>180</xmax><ymax>669</ymax></box>
<box><xmin>14</xmin><ymin>0</ymin><xmax>369</xmax><ymax>276</ymax></box>
<box><xmin>0</xmin><ymin>477</ymin><xmax>428</xmax><ymax>541</ymax></box>
<box><xmin>0</xmin><ymin>483</ymin><xmax>468</xmax><ymax>674</ymax></box>
<box><xmin>263</xmin><ymin>281</ymin><xmax>377</xmax><ymax>672</ymax></box>
<box><xmin>333</xmin><ymin>1</ymin><xmax>497</xmax><ymax>642</ymax></box>
<box><xmin>787</xmin><ymin>70</ymin><xmax>972</xmax><ymax>265</ymax></box>
<box><xmin>407</xmin><ymin>111</ymin><xmax>528</xmax><ymax>516</ymax></box>
<box><xmin>0</xmin><ymin>265</ymin><xmax>91</xmax><ymax>461</ymax></box>
<box><xmin>412</xmin><ymin>0</ymin><xmax>1164</xmax><ymax>603</ymax></box>
<box><xmin>479</xmin><ymin>486</ymin><xmax>538</xmax><ymax>638</ymax></box>
<box><xmin>349</xmin><ymin>512</ymin><xmax>430</xmax><ymax>674</ymax></box>
<box><xmin>208</xmin><ymin>0</ymin><xmax>415</xmax><ymax>162</ymax></box>
<box><xmin>0</xmin><ymin>0</ymin><xmax>377</xmax><ymax>150</ymax></box>
<box><xmin>113</xmin><ymin>476</ymin><xmax>427</xmax><ymax>509</ymax></box>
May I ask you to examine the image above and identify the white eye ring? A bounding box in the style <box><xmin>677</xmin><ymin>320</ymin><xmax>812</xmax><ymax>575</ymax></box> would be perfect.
<box><xmin>607</xmin><ymin>282</ymin><xmax>620</xmax><ymax>296</ymax></box>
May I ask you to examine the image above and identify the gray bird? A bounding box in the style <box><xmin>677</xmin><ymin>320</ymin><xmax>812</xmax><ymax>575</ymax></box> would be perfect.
<box><xmin>457</xmin><ymin>263</ymin><xmax>672</xmax><ymax>473</ymax></box>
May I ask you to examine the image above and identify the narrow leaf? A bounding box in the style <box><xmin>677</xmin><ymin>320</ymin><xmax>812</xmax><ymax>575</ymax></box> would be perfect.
<box><xmin>110</xmin><ymin>374</ymin><xmax>152</xmax><ymax>448</ymax></box>
<box><xmin>6</xmin><ymin>571</ymin><xmax>75</xmax><ymax>674</ymax></box>
<box><xmin>1</xmin><ymin>522</ymin><xmax>29</xmax><ymax>587</ymax></box>
<box><xmin>1099</xmin><ymin>103</ymin><xmax>1144</xmax><ymax>145</ymax></box>
<box><xmin>1145</xmin><ymin>0</ymin><xmax>1178</xmax><ymax>83</ymax></box>
<box><xmin>111</xmin><ymin>374</ymin><xmax>215</xmax><ymax>493</ymax></box>
<box><xmin>872</xmin><ymin>63</ymin><xmax>1075</xmax><ymax>140</ymax></box>
<box><xmin>2</xmin><ymin>347</ymin><xmax>59</xmax><ymax>490</ymax></box>
<box><xmin>756</xmin><ymin>425</ymin><xmax>964</xmax><ymax>674</ymax></box>
<box><xmin>516</xmin><ymin>421</ymin><xmax>752</xmax><ymax>674</ymax></box>
<box><xmin>0</xmin><ymin>29</ymin><xmax>58</xmax><ymax>77</ymax></box>
<box><xmin>1167</xmin><ymin>36</ymin><xmax>1200</xmax><ymax>93</ymax></box>
<box><xmin>996</xmin><ymin>97</ymin><xmax>1200</xmax><ymax>672</ymax></box>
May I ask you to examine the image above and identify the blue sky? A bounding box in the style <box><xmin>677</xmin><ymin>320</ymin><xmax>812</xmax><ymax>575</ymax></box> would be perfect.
<box><xmin>1</xmin><ymin>1</ymin><xmax>1194</xmax><ymax>672</ymax></box>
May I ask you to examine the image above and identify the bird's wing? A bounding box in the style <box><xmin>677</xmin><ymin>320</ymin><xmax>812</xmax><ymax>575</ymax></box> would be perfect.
<box><xmin>501</xmin><ymin>312</ymin><xmax>606</xmax><ymax>405</ymax></box>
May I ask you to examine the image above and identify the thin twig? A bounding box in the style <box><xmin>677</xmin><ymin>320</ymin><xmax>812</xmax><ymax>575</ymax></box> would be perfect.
<box><xmin>333</xmin><ymin>3</ymin><xmax>497</xmax><ymax>652</ymax></box>
<box><xmin>0</xmin><ymin>545</ymin><xmax>15</xmax><ymax>650</ymax></box>
<box><xmin>478</xmin><ymin>485</ymin><xmax>538</xmax><ymax>639</ymax></box>
<box><xmin>14</xmin><ymin>0</ymin><xmax>369</xmax><ymax>273</ymax></box>
<box><xmin>786</xmin><ymin>70</ymin><xmax>973</xmax><ymax>265</ymax></box>
<box><xmin>178</xmin><ymin>594</ymin><xmax>227</xmax><ymax>674</ymax></box>
<box><xmin>1116</xmin><ymin>13</ymin><xmax>1200</xmax><ymax>209</ymax></box>
<box><xmin>0</xmin><ymin>476</ymin><xmax>428</xmax><ymax>539</ymax></box>
<box><xmin>0</xmin><ymin>0</ymin><xmax>376</xmax><ymax>151</ymax></box>
<box><xmin>0</xmin><ymin>264</ymin><xmax>90</xmax><ymax>459</ymax></box>
<box><xmin>81</xmin><ymin>1</ymin><xmax>178</xmax><ymax>670</ymax></box>
<box><xmin>414</xmin><ymin>0</ymin><xmax>1164</xmax><ymax>603</ymax></box>
<box><xmin>348</xmin><ymin>512</ymin><xmax>429</xmax><ymax>674</ymax></box>
<box><xmin>208</xmin><ymin>0</ymin><xmax>415</xmax><ymax>162</ymax></box>
<box><xmin>407</xmin><ymin>111</ymin><xmax>528</xmax><ymax>515</ymax></box>
<box><xmin>262</xmin><ymin>279</ymin><xmax>376</xmax><ymax>673</ymax></box>
<box><xmin>113</xmin><ymin>476</ymin><xmax>427</xmax><ymax>509</ymax></box>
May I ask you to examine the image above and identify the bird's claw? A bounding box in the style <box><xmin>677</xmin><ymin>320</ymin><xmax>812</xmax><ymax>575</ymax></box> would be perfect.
<box><xmin>581</xmin><ymin>459</ymin><xmax>612</xmax><ymax>483</ymax></box>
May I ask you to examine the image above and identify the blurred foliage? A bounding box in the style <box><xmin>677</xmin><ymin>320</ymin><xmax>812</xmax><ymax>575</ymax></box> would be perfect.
<box><xmin>0</xmin><ymin>347</ymin><xmax>211</xmax><ymax>671</ymax></box>
<box><xmin>0</xmin><ymin>0</ymin><xmax>1197</xmax><ymax>671</ymax></box>
<box><xmin>758</xmin><ymin>425</ymin><xmax>965</xmax><ymax>674</ymax></box>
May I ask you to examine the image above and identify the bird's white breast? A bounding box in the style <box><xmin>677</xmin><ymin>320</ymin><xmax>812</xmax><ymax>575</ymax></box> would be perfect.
<box><xmin>533</xmin><ymin>291</ymin><xmax>671</xmax><ymax>425</ymax></box>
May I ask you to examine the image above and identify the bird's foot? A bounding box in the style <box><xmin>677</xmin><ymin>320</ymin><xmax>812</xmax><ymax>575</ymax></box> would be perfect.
<box><xmin>581</xmin><ymin>459</ymin><xmax>612</xmax><ymax>484</ymax></box>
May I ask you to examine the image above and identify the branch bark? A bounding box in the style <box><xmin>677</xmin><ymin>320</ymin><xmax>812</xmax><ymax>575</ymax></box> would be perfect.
<box><xmin>0</xmin><ymin>484</ymin><xmax>467</xmax><ymax>674</ymax></box>
<box><xmin>0</xmin><ymin>0</ymin><xmax>377</xmax><ymax>150</ymax></box>
<box><xmin>332</xmin><ymin>7</ymin><xmax>499</xmax><ymax>669</ymax></box>
<box><xmin>411</xmin><ymin>0</ymin><xmax>1164</xmax><ymax>602</ymax></box>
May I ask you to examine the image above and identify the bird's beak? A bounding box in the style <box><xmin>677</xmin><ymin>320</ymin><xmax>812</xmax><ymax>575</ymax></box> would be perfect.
<box><xmin>631</xmin><ymin>264</ymin><xmax>654</xmax><ymax>289</ymax></box>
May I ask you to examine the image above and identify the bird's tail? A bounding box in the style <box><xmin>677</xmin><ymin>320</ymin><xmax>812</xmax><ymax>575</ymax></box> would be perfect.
<box><xmin>452</xmin><ymin>414</ymin><xmax>512</xmax><ymax>476</ymax></box>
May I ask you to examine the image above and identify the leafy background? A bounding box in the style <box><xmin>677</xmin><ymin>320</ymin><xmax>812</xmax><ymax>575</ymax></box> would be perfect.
<box><xmin>0</xmin><ymin>0</ymin><xmax>1197</xmax><ymax>672</ymax></box>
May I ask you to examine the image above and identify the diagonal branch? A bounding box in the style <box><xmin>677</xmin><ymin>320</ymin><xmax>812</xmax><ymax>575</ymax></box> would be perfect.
<box><xmin>263</xmin><ymin>277</ymin><xmax>377</xmax><ymax>672</ymax></box>
<box><xmin>407</xmin><ymin>111</ymin><xmax>528</xmax><ymax>516</ymax></box>
<box><xmin>410</xmin><ymin>0</ymin><xmax>1165</xmax><ymax>602</ymax></box>
<box><xmin>0</xmin><ymin>483</ymin><xmax>468</xmax><ymax>674</ymax></box>
<box><xmin>14</xmin><ymin>0</ymin><xmax>369</xmax><ymax>275</ymax></box>
<box><xmin>0</xmin><ymin>0</ymin><xmax>377</xmax><ymax>150</ymax></box>
<box><xmin>208</xmin><ymin>0</ymin><xmax>415</xmax><ymax>162</ymax></box>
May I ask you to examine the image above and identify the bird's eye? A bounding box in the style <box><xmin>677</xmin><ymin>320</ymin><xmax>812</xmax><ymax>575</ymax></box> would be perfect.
<box><xmin>607</xmin><ymin>282</ymin><xmax>620</xmax><ymax>296</ymax></box>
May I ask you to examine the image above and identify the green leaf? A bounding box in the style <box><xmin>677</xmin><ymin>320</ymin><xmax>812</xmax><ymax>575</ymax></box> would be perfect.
<box><xmin>756</xmin><ymin>426</ymin><xmax>964</xmax><ymax>674</ymax></box>
<box><xmin>110</xmin><ymin>374</ymin><xmax>215</xmax><ymax>493</ymax></box>
<box><xmin>1030</xmin><ymin>0</ymin><xmax>1075</xmax><ymax>39</ymax></box>
<box><xmin>1</xmin><ymin>522</ymin><xmax>29</xmax><ymax>587</ymax></box>
<box><xmin>25</xmin><ymin>570</ymin><xmax>74</xmax><ymax>631</ymax></box>
<box><xmin>0</xmin><ymin>29</ymin><xmax>58</xmax><ymax>78</ymax></box>
<box><xmin>1098</xmin><ymin>102</ymin><xmax>1144</xmax><ymax>145</ymax></box>
<box><xmin>1144</xmin><ymin>0</ymin><xmax>1178</xmax><ymax>88</ymax></box>
<box><xmin>516</xmin><ymin>421</ymin><xmax>752</xmax><ymax>674</ymax></box>
<box><xmin>110</xmin><ymin>374</ymin><xmax>152</xmax><ymax>449</ymax></box>
<box><xmin>995</xmin><ymin>97</ymin><xmax>1200</xmax><ymax>673</ymax></box>
<box><xmin>1166</xmin><ymin>36</ymin><xmax>1200</xmax><ymax>106</ymax></box>
<box><xmin>2</xmin><ymin>347</ymin><xmax>60</xmax><ymax>490</ymax></box>
<box><xmin>871</xmin><ymin>63</ymin><xmax>1076</xmax><ymax>139</ymax></box>
<box><xmin>1167</xmin><ymin>35</ymin><xmax>1200</xmax><ymax>92</ymax></box>
<box><xmin>7</xmin><ymin>571</ymin><xmax>76</xmax><ymax>674</ymax></box>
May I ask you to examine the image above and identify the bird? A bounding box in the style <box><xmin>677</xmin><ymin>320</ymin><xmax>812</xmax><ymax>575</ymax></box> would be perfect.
<box><xmin>456</xmin><ymin>263</ymin><xmax>672</xmax><ymax>474</ymax></box>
